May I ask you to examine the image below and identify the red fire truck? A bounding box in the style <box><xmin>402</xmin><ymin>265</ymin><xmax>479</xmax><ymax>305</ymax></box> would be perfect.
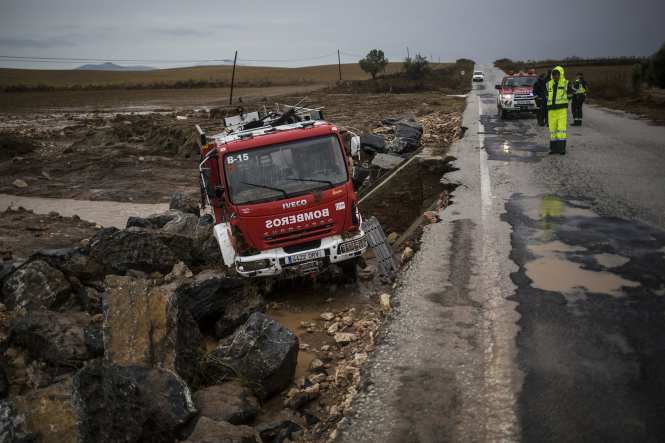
<box><xmin>195</xmin><ymin>103</ymin><xmax>368</xmax><ymax>278</ymax></box>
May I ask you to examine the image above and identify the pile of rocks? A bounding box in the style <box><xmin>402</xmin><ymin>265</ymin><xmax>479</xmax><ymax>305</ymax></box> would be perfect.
<box><xmin>0</xmin><ymin>192</ymin><xmax>320</xmax><ymax>442</ymax></box>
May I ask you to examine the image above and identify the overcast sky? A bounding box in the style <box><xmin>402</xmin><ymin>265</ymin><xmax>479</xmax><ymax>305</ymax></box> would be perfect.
<box><xmin>1</xmin><ymin>0</ymin><xmax>664</xmax><ymax>70</ymax></box>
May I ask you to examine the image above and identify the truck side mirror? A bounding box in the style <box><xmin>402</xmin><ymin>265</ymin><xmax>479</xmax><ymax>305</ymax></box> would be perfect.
<box><xmin>495</xmin><ymin>85</ymin><xmax>501</xmax><ymax>90</ymax></box>
<box><xmin>350</xmin><ymin>135</ymin><xmax>361</xmax><ymax>158</ymax></box>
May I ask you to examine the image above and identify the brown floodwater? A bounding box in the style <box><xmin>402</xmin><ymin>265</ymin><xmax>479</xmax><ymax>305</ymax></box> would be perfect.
<box><xmin>0</xmin><ymin>194</ymin><xmax>168</xmax><ymax>228</ymax></box>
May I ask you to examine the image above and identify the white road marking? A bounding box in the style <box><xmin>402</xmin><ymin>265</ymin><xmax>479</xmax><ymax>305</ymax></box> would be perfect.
<box><xmin>479</xmin><ymin>95</ymin><xmax>493</xmax><ymax>210</ymax></box>
<box><xmin>476</xmin><ymin>77</ymin><xmax>521</xmax><ymax>442</ymax></box>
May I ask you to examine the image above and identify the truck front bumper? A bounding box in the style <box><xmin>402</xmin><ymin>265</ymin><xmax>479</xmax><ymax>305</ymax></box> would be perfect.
<box><xmin>233</xmin><ymin>232</ymin><xmax>368</xmax><ymax>278</ymax></box>
<box><xmin>499</xmin><ymin>99</ymin><xmax>536</xmax><ymax>111</ymax></box>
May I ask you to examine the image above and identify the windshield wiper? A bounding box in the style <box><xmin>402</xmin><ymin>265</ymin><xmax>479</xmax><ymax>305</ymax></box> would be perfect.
<box><xmin>240</xmin><ymin>182</ymin><xmax>288</xmax><ymax>199</ymax></box>
<box><xmin>287</xmin><ymin>178</ymin><xmax>335</xmax><ymax>189</ymax></box>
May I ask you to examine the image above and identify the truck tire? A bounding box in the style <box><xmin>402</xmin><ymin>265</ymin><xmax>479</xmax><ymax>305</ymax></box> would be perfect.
<box><xmin>339</xmin><ymin>258</ymin><xmax>358</xmax><ymax>280</ymax></box>
<box><xmin>499</xmin><ymin>107</ymin><xmax>508</xmax><ymax>120</ymax></box>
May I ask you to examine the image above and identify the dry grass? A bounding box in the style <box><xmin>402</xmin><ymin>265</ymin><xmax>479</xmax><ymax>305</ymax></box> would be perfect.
<box><xmin>0</xmin><ymin>62</ymin><xmax>408</xmax><ymax>90</ymax></box>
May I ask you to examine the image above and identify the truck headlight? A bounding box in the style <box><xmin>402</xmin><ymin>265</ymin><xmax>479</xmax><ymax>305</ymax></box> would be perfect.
<box><xmin>237</xmin><ymin>259</ymin><xmax>270</xmax><ymax>272</ymax></box>
<box><xmin>503</xmin><ymin>94</ymin><xmax>513</xmax><ymax>99</ymax></box>
<box><xmin>338</xmin><ymin>236</ymin><xmax>368</xmax><ymax>254</ymax></box>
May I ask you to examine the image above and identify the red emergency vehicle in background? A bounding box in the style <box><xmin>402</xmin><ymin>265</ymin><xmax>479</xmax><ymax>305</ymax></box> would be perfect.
<box><xmin>495</xmin><ymin>71</ymin><xmax>539</xmax><ymax>119</ymax></box>
<box><xmin>195</xmin><ymin>102</ymin><xmax>367</xmax><ymax>278</ymax></box>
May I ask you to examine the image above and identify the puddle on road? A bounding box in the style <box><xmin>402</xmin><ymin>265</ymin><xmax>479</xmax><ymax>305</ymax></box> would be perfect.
<box><xmin>524</xmin><ymin>256</ymin><xmax>640</xmax><ymax>298</ymax></box>
<box><xmin>513</xmin><ymin>194</ymin><xmax>643</xmax><ymax>299</ymax></box>
<box><xmin>594</xmin><ymin>253</ymin><xmax>631</xmax><ymax>268</ymax></box>
<box><xmin>528</xmin><ymin>241</ymin><xmax>586</xmax><ymax>253</ymax></box>
<box><xmin>0</xmin><ymin>194</ymin><xmax>168</xmax><ymax>228</ymax></box>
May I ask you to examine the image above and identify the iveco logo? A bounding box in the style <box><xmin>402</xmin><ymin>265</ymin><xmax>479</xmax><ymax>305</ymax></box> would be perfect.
<box><xmin>282</xmin><ymin>199</ymin><xmax>307</xmax><ymax>209</ymax></box>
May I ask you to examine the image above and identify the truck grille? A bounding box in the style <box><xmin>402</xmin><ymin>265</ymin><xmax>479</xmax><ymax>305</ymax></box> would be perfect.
<box><xmin>264</xmin><ymin>224</ymin><xmax>334</xmax><ymax>247</ymax></box>
<box><xmin>515</xmin><ymin>94</ymin><xmax>533</xmax><ymax>101</ymax></box>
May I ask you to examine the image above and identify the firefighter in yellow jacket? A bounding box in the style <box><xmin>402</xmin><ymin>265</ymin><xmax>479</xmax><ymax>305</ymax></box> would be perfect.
<box><xmin>546</xmin><ymin>66</ymin><xmax>574</xmax><ymax>155</ymax></box>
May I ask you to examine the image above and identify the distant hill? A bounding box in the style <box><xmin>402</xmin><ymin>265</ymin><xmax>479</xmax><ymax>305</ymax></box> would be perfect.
<box><xmin>74</xmin><ymin>62</ymin><xmax>157</xmax><ymax>71</ymax></box>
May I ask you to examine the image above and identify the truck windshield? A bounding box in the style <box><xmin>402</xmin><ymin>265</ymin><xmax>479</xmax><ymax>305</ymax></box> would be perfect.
<box><xmin>504</xmin><ymin>76</ymin><xmax>537</xmax><ymax>87</ymax></box>
<box><xmin>223</xmin><ymin>134</ymin><xmax>348</xmax><ymax>205</ymax></box>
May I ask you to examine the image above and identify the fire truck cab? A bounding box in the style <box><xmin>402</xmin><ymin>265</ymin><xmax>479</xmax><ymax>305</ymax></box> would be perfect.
<box><xmin>196</xmin><ymin>116</ymin><xmax>367</xmax><ymax>278</ymax></box>
<box><xmin>495</xmin><ymin>71</ymin><xmax>539</xmax><ymax>119</ymax></box>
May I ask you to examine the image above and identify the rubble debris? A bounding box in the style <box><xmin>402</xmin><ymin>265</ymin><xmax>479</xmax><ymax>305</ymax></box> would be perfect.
<box><xmin>213</xmin><ymin>295</ymin><xmax>266</xmax><ymax>340</ymax></box>
<box><xmin>402</xmin><ymin>247</ymin><xmax>414</xmax><ymax>264</ymax></box>
<box><xmin>184</xmin><ymin>417</ymin><xmax>261</xmax><ymax>443</ymax></box>
<box><xmin>12</xmin><ymin>179</ymin><xmax>28</xmax><ymax>188</ymax></box>
<box><xmin>380</xmin><ymin>293</ymin><xmax>392</xmax><ymax>317</ymax></box>
<box><xmin>359</xmin><ymin>134</ymin><xmax>386</xmax><ymax>154</ymax></box>
<box><xmin>190</xmin><ymin>381</ymin><xmax>260</xmax><ymax>427</ymax></box>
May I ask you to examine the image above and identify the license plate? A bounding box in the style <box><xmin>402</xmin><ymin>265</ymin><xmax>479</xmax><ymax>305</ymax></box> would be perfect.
<box><xmin>288</xmin><ymin>250</ymin><xmax>323</xmax><ymax>264</ymax></box>
<box><xmin>516</xmin><ymin>101</ymin><xmax>531</xmax><ymax>105</ymax></box>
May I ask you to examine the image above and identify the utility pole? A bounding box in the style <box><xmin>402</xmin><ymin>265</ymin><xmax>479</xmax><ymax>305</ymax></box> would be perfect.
<box><xmin>338</xmin><ymin>50</ymin><xmax>341</xmax><ymax>81</ymax></box>
<box><xmin>407</xmin><ymin>47</ymin><xmax>409</xmax><ymax>59</ymax></box>
<box><xmin>229</xmin><ymin>51</ymin><xmax>237</xmax><ymax>105</ymax></box>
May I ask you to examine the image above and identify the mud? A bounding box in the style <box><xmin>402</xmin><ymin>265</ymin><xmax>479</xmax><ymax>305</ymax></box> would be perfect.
<box><xmin>0</xmin><ymin>207</ymin><xmax>100</xmax><ymax>266</ymax></box>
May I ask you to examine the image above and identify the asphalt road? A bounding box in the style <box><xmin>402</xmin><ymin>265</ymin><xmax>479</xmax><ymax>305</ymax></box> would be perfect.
<box><xmin>336</xmin><ymin>64</ymin><xmax>665</xmax><ymax>442</ymax></box>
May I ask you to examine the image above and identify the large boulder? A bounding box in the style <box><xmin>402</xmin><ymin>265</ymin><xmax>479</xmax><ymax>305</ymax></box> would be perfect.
<box><xmin>2</xmin><ymin>260</ymin><xmax>71</xmax><ymax>311</ymax></box>
<box><xmin>147</xmin><ymin>210</ymin><xmax>182</xmax><ymax>228</ymax></box>
<box><xmin>162</xmin><ymin>211</ymin><xmax>200</xmax><ymax>238</ymax></box>
<box><xmin>89</xmin><ymin>227</ymin><xmax>193</xmax><ymax>274</ymax></box>
<box><xmin>176</xmin><ymin>275</ymin><xmax>245</xmax><ymax>332</ymax></box>
<box><xmin>170</xmin><ymin>193</ymin><xmax>201</xmax><ymax>217</ymax></box>
<box><xmin>213</xmin><ymin>295</ymin><xmax>266</xmax><ymax>340</ymax></box>
<box><xmin>112</xmin><ymin>366</ymin><xmax>197</xmax><ymax>443</ymax></box>
<box><xmin>205</xmin><ymin>313</ymin><xmax>299</xmax><ymax>399</ymax></box>
<box><xmin>359</xmin><ymin>134</ymin><xmax>386</xmax><ymax>154</ymax></box>
<box><xmin>0</xmin><ymin>363</ymin><xmax>147</xmax><ymax>443</ymax></box>
<box><xmin>126</xmin><ymin>216</ymin><xmax>155</xmax><ymax>229</ymax></box>
<box><xmin>192</xmin><ymin>381</ymin><xmax>260</xmax><ymax>426</ymax></box>
<box><xmin>29</xmin><ymin>248</ymin><xmax>107</xmax><ymax>282</ymax></box>
<box><xmin>183</xmin><ymin>417</ymin><xmax>260</xmax><ymax>443</ymax></box>
<box><xmin>161</xmin><ymin>212</ymin><xmax>218</xmax><ymax>263</ymax></box>
<box><xmin>103</xmin><ymin>276</ymin><xmax>204</xmax><ymax>384</ymax></box>
<box><xmin>8</xmin><ymin>311</ymin><xmax>102</xmax><ymax>365</ymax></box>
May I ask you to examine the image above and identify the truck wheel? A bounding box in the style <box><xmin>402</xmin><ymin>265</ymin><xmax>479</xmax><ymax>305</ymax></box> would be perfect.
<box><xmin>339</xmin><ymin>259</ymin><xmax>358</xmax><ymax>280</ymax></box>
<box><xmin>499</xmin><ymin>107</ymin><xmax>508</xmax><ymax>120</ymax></box>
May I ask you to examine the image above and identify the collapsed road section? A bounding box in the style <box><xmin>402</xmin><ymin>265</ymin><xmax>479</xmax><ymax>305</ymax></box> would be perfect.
<box><xmin>0</xmin><ymin>94</ymin><xmax>467</xmax><ymax>442</ymax></box>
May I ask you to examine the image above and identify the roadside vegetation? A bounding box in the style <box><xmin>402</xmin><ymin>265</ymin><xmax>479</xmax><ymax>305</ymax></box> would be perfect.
<box><xmin>328</xmin><ymin>56</ymin><xmax>474</xmax><ymax>94</ymax></box>
<box><xmin>494</xmin><ymin>45</ymin><xmax>665</xmax><ymax>125</ymax></box>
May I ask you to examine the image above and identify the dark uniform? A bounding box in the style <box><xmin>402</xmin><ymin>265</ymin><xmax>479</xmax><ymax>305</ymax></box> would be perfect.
<box><xmin>571</xmin><ymin>73</ymin><xmax>588</xmax><ymax>126</ymax></box>
<box><xmin>542</xmin><ymin>70</ymin><xmax>552</xmax><ymax>124</ymax></box>
<box><xmin>532</xmin><ymin>75</ymin><xmax>547</xmax><ymax>126</ymax></box>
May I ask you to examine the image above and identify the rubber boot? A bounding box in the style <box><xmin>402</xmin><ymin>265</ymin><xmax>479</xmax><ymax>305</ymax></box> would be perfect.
<box><xmin>549</xmin><ymin>140</ymin><xmax>558</xmax><ymax>155</ymax></box>
<box><xmin>558</xmin><ymin>140</ymin><xmax>566</xmax><ymax>155</ymax></box>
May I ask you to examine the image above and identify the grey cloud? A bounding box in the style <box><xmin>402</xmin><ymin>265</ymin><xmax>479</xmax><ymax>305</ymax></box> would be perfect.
<box><xmin>0</xmin><ymin>36</ymin><xmax>76</xmax><ymax>49</ymax></box>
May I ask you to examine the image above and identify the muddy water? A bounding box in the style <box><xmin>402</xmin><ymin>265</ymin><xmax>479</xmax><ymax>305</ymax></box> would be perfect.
<box><xmin>594</xmin><ymin>253</ymin><xmax>631</xmax><ymax>268</ymax></box>
<box><xmin>0</xmin><ymin>194</ymin><xmax>168</xmax><ymax>228</ymax></box>
<box><xmin>519</xmin><ymin>194</ymin><xmax>641</xmax><ymax>299</ymax></box>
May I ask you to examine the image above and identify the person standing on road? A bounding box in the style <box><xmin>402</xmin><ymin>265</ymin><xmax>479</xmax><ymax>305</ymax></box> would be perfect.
<box><xmin>571</xmin><ymin>72</ymin><xmax>588</xmax><ymax>126</ymax></box>
<box><xmin>546</xmin><ymin>66</ymin><xmax>574</xmax><ymax>155</ymax></box>
<box><xmin>533</xmin><ymin>73</ymin><xmax>547</xmax><ymax>126</ymax></box>
<box><xmin>543</xmin><ymin>70</ymin><xmax>552</xmax><ymax>124</ymax></box>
